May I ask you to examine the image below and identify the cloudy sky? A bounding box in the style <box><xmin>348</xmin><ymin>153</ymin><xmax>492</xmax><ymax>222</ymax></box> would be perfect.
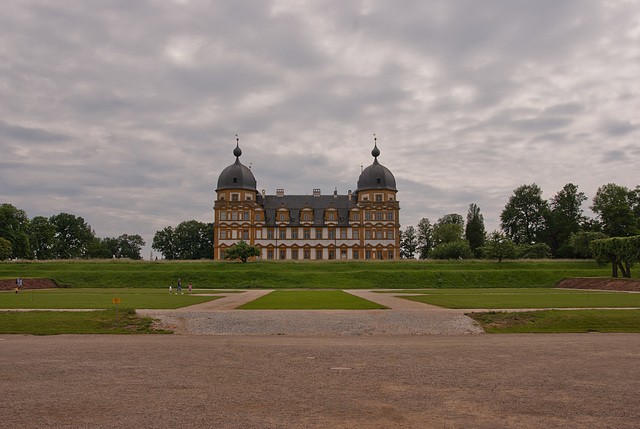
<box><xmin>2</xmin><ymin>0</ymin><xmax>639</xmax><ymax>258</ymax></box>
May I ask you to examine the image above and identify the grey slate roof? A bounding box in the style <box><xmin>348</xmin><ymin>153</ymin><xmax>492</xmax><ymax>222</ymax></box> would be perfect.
<box><xmin>257</xmin><ymin>194</ymin><xmax>356</xmax><ymax>226</ymax></box>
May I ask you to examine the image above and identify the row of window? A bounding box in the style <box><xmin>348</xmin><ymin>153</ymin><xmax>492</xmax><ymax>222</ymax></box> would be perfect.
<box><xmin>219</xmin><ymin>228</ymin><xmax>395</xmax><ymax>240</ymax></box>
<box><xmin>219</xmin><ymin>210</ymin><xmax>396</xmax><ymax>222</ymax></box>
<box><xmin>263</xmin><ymin>249</ymin><xmax>394</xmax><ymax>260</ymax></box>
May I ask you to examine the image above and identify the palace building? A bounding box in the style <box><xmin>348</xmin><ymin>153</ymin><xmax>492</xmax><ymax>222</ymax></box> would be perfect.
<box><xmin>213</xmin><ymin>138</ymin><xmax>400</xmax><ymax>260</ymax></box>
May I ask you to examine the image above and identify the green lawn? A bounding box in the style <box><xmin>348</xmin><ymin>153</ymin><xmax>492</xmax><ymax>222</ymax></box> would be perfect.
<box><xmin>0</xmin><ymin>309</ymin><xmax>172</xmax><ymax>335</ymax></box>
<box><xmin>0</xmin><ymin>288</ymin><xmax>220</xmax><ymax>309</ymax></box>
<box><xmin>237</xmin><ymin>290</ymin><xmax>388</xmax><ymax>310</ymax></box>
<box><xmin>468</xmin><ymin>310</ymin><xmax>640</xmax><ymax>333</ymax></box>
<box><xmin>399</xmin><ymin>289</ymin><xmax>640</xmax><ymax>309</ymax></box>
<box><xmin>0</xmin><ymin>259</ymin><xmax>621</xmax><ymax>289</ymax></box>
<box><xmin>376</xmin><ymin>288</ymin><xmax>612</xmax><ymax>295</ymax></box>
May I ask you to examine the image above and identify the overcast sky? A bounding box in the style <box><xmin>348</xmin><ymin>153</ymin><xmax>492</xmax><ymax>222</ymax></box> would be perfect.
<box><xmin>2</xmin><ymin>0</ymin><xmax>639</xmax><ymax>259</ymax></box>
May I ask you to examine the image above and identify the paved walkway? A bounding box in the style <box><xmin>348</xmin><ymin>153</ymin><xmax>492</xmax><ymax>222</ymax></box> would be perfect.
<box><xmin>137</xmin><ymin>289</ymin><xmax>483</xmax><ymax>335</ymax></box>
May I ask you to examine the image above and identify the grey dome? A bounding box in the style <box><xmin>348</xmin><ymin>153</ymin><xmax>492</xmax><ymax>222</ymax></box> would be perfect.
<box><xmin>216</xmin><ymin>145</ymin><xmax>257</xmax><ymax>191</ymax></box>
<box><xmin>356</xmin><ymin>144</ymin><xmax>396</xmax><ymax>192</ymax></box>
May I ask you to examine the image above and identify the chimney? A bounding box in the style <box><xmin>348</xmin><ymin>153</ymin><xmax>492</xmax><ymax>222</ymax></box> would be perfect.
<box><xmin>333</xmin><ymin>187</ymin><xmax>338</xmax><ymax>198</ymax></box>
<box><xmin>276</xmin><ymin>189</ymin><xmax>285</xmax><ymax>197</ymax></box>
<box><xmin>313</xmin><ymin>189</ymin><xmax>321</xmax><ymax>197</ymax></box>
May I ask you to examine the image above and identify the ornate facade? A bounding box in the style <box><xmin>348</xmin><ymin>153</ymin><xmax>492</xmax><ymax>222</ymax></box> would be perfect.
<box><xmin>213</xmin><ymin>138</ymin><xmax>400</xmax><ymax>260</ymax></box>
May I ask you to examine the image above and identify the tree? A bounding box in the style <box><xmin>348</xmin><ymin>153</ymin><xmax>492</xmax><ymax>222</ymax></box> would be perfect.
<box><xmin>465</xmin><ymin>203</ymin><xmax>486</xmax><ymax>257</ymax></box>
<box><xmin>548</xmin><ymin>183</ymin><xmax>587</xmax><ymax>258</ymax></box>
<box><xmin>590</xmin><ymin>236</ymin><xmax>640</xmax><ymax>278</ymax></box>
<box><xmin>152</xmin><ymin>226</ymin><xmax>177</xmax><ymax>259</ymax></box>
<box><xmin>116</xmin><ymin>234</ymin><xmax>146</xmax><ymax>259</ymax></box>
<box><xmin>430</xmin><ymin>241</ymin><xmax>473</xmax><ymax>259</ymax></box>
<box><xmin>516</xmin><ymin>243</ymin><xmax>551</xmax><ymax>259</ymax></box>
<box><xmin>95</xmin><ymin>234</ymin><xmax>146</xmax><ymax>259</ymax></box>
<box><xmin>173</xmin><ymin>220</ymin><xmax>215</xmax><ymax>259</ymax></box>
<box><xmin>28</xmin><ymin>216</ymin><xmax>56</xmax><ymax>260</ymax></box>
<box><xmin>569</xmin><ymin>231</ymin><xmax>608</xmax><ymax>259</ymax></box>
<box><xmin>500</xmin><ymin>184</ymin><xmax>550</xmax><ymax>245</ymax></box>
<box><xmin>481</xmin><ymin>231</ymin><xmax>517</xmax><ymax>262</ymax></box>
<box><xmin>400</xmin><ymin>226</ymin><xmax>417</xmax><ymax>259</ymax></box>
<box><xmin>223</xmin><ymin>240</ymin><xmax>261</xmax><ymax>262</ymax></box>
<box><xmin>0</xmin><ymin>237</ymin><xmax>12</xmax><ymax>260</ymax></box>
<box><xmin>416</xmin><ymin>218</ymin><xmax>433</xmax><ymax>259</ymax></box>
<box><xmin>435</xmin><ymin>213</ymin><xmax>464</xmax><ymax>228</ymax></box>
<box><xmin>0</xmin><ymin>203</ymin><xmax>32</xmax><ymax>259</ymax></box>
<box><xmin>432</xmin><ymin>223</ymin><xmax>464</xmax><ymax>246</ymax></box>
<box><xmin>152</xmin><ymin>221</ymin><xmax>215</xmax><ymax>259</ymax></box>
<box><xmin>49</xmin><ymin>213</ymin><xmax>95</xmax><ymax>259</ymax></box>
<box><xmin>591</xmin><ymin>183</ymin><xmax>639</xmax><ymax>237</ymax></box>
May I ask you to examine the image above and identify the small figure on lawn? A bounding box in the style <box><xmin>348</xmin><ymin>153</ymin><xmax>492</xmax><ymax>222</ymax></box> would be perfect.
<box><xmin>15</xmin><ymin>277</ymin><xmax>22</xmax><ymax>294</ymax></box>
<box><xmin>169</xmin><ymin>284</ymin><xmax>172</xmax><ymax>294</ymax></box>
<box><xmin>177</xmin><ymin>278</ymin><xmax>183</xmax><ymax>294</ymax></box>
<box><xmin>188</xmin><ymin>283</ymin><xmax>192</xmax><ymax>294</ymax></box>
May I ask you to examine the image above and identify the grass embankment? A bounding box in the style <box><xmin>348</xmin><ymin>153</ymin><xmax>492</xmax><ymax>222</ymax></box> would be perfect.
<box><xmin>395</xmin><ymin>289</ymin><xmax>640</xmax><ymax>309</ymax></box>
<box><xmin>469</xmin><ymin>310</ymin><xmax>640</xmax><ymax>333</ymax></box>
<box><xmin>237</xmin><ymin>290</ymin><xmax>387</xmax><ymax>310</ymax></box>
<box><xmin>0</xmin><ymin>259</ymin><xmax>618</xmax><ymax>289</ymax></box>
<box><xmin>0</xmin><ymin>288</ymin><xmax>221</xmax><ymax>309</ymax></box>
<box><xmin>0</xmin><ymin>308</ymin><xmax>172</xmax><ymax>335</ymax></box>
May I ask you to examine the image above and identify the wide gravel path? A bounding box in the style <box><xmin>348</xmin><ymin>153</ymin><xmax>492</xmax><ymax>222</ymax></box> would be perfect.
<box><xmin>2</xmin><ymin>334</ymin><xmax>639</xmax><ymax>428</ymax></box>
<box><xmin>137</xmin><ymin>290</ymin><xmax>482</xmax><ymax>335</ymax></box>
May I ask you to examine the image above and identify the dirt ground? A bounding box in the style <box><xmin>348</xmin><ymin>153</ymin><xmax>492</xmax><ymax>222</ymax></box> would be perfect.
<box><xmin>557</xmin><ymin>277</ymin><xmax>640</xmax><ymax>291</ymax></box>
<box><xmin>1</xmin><ymin>333</ymin><xmax>639</xmax><ymax>428</ymax></box>
<box><xmin>0</xmin><ymin>278</ymin><xmax>58</xmax><ymax>291</ymax></box>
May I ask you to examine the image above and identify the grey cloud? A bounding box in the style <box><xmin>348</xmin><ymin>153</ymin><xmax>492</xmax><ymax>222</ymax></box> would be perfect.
<box><xmin>601</xmin><ymin>120</ymin><xmax>636</xmax><ymax>137</ymax></box>
<box><xmin>0</xmin><ymin>121</ymin><xmax>70</xmax><ymax>142</ymax></box>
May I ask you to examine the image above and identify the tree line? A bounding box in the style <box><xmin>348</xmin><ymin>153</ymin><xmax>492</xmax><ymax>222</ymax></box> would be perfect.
<box><xmin>399</xmin><ymin>182</ymin><xmax>640</xmax><ymax>261</ymax></box>
<box><xmin>0</xmin><ymin>203</ymin><xmax>145</xmax><ymax>260</ymax></box>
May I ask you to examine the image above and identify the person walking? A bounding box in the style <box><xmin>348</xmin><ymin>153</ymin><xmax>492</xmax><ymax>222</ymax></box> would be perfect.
<box><xmin>188</xmin><ymin>283</ymin><xmax>192</xmax><ymax>294</ymax></box>
<box><xmin>15</xmin><ymin>277</ymin><xmax>22</xmax><ymax>294</ymax></box>
<box><xmin>169</xmin><ymin>284</ymin><xmax>172</xmax><ymax>295</ymax></box>
<box><xmin>177</xmin><ymin>278</ymin><xmax>183</xmax><ymax>294</ymax></box>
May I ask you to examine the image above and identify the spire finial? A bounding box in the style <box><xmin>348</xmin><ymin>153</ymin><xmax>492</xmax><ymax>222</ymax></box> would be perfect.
<box><xmin>371</xmin><ymin>133</ymin><xmax>380</xmax><ymax>158</ymax></box>
<box><xmin>233</xmin><ymin>134</ymin><xmax>242</xmax><ymax>157</ymax></box>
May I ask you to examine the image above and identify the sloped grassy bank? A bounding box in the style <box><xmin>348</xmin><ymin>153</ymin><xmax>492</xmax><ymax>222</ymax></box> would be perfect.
<box><xmin>0</xmin><ymin>259</ymin><xmax>619</xmax><ymax>289</ymax></box>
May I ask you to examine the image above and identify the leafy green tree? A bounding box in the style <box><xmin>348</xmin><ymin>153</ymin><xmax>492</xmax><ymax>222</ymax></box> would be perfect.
<box><xmin>591</xmin><ymin>183</ymin><xmax>639</xmax><ymax>237</ymax></box>
<box><xmin>49</xmin><ymin>213</ymin><xmax>95</xmax><ymax>259</ymax></box>
<box><xmin>173</xmin><ymin>220</ymin><xmax>215</xmax><ymax>259</ymax></box>
<box><xmin>152</xmin><ymin>221</ymin><xmax>215</xmax><ymax>259</ymax></box>
<box><xmin>590</xmin><ymin>236</ymin><xmax>640</xmax><ymax>278</ymax></box>
<box><xmin>95</xmin><ymin>234</ymin><xmax>146</xmax><ymax>259</ymax></box>
<box><xmin>223</xmin><ymin>240</ymin><xmax>261</xmax><ymax>262</ymax></box>
<box><xmin>516</xmin><ymin>243</ymin><xmax>551</xmax><ymax>259</ymax></box>
<box><xmin>116</xmin><ymin>234</ymin><xmax>146</xmax><ymax>259</ymax></box>
<box><xmin>0</xmin><ymin>203</ymin><xmax>32</xmax><ymax>259</ymax></box>
<box><xmin>416</xmin><ymin>218</ymin><xmax>433</xmax><ymax>259</ymax></box>
<box><xmin>152</xmin><ymin>226</ymin><xmax>177</xmax><ymax>259</ymax></box>
<box><xmin>85</xmin><ymin>237</ymin><xmax>113</xmax><ymax>259</ymax></box>
<box><xmin>569</xmin><ymin>231</ymin><xmax>608</xmax><ymax>259</ymax></box>
<box><xmin>482</xmin><ymin>231</ymin><xmax>517</xmax><ymax>262</ymax></box>
<box><xmin>500</xmin><ymin>183</ymin><xmax>550</xmax><ymax>245</ymax></box>
<box><xmin>548</xmin><ymin>183</ymin><xmax>587</xmax><ymax>258</ymax></box>
<box><xmin>430</xmin><ymin>240</ymin><xmax>473</xmax><ymax>259</ymax></box>
<box><xmin>465</xmin><ymin>203</ymin><xmax>486</xmax><ymax>257</ymax></box>
<box><xmin>28</xmin><ymin>216</ymin><xmax>56</xmax><ymax>260</ymax></box>
<box><xmin>435</xmin><ymin>213</ymin><xmax>464</xmax><ymax>228</ymax></box>
<box><xmin>432</xmin><ymin>223</ymin><xmax>464</xmax><ymax>246</ymax></box>
<box><xmin>0</xmin><ymin>237</ymin><xmax>12</xmax><ymax>260</ymax></box>
<box><xmin>400</xmin><ymin>226</ymin><xmax>418</xmax><ymax>259</ymax></box>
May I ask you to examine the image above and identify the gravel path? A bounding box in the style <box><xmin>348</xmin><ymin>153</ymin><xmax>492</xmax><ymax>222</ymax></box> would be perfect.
<box><xmin>137</xmin><ymin>290</ymin><xmax>483</xmax><ymax>335</ymax></box>
<box><xmin>2</xmin><ymin>334</ymin><xmax>639</xmax><ymax>428</ymax></box>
